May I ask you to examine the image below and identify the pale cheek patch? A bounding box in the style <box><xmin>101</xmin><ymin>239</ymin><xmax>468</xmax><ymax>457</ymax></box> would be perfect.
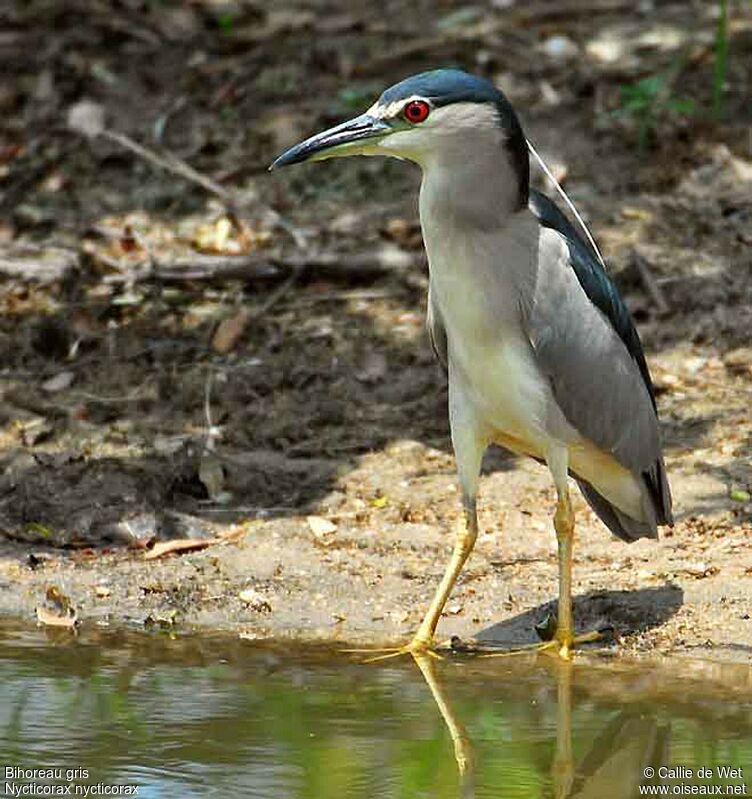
<box><xmin>428</xmin><ymin>102</ymin><xmax>500</xmax><ymax>134</ymax></box>
<box><xmin>364</xmin><ymin>100</ymin><xmax>503</xmax><ymax>164</ymax></box>
<box><xmin>372</xmin><ymin>102</ymin><xmax>501</xmax><ymax>138</ymax></box>
<box><xmin>368</xmin><ymin>96</ymin><xmax>426</xmax><ymax>121</ymax></box>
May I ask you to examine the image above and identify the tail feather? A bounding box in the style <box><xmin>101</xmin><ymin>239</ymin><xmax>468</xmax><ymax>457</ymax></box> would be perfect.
<box><xmin>646</xmin><ymin>457</ymin><xmax>673</xmax><ymax>527</ymax></box>
<box><xmin>576</xmin><ymin>479</ymin><xmax>658</xmax><ymax>543</ymax></box>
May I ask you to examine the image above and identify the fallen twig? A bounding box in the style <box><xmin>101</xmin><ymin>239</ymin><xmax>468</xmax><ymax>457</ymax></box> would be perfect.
<box><xmin>144</xmin><ymin>537</ymin><xmax>218</xmax><ymax>560</ymax></box>
<box><xmin>73</xmin><ymin>383</ymin><xmax>153</xmax><ymax>403</ymax></box>
<box><xmin>68</xmin><ymin>104</ymin><xmax>306</xmax><ymax>249</ymax></box>
<box><xmin>203</xmin><ymin>368</ymin><xmax>222</xmax><ymax>450</ymax></box>
<box><xmin>315</xmin><ymin>287</ymin><xmax>410</xmax><ymax>301</ymax></box>
<box><xmin>0</xmin><ymin>246</ymin><xmax>79</xmax><ymax>283</ymax></box>
<box><xmin>101</xmin><ymin>253</ymin><xmax>281</xmax><ymax>283</ymax></box>
<box><xmin>102</xmin><ymin>247</ymin><xmax>418</xmax><ymax>286</ymax></box>
<box><xmin>254</xmin><ymin>266</ymin><xmax>301</xmax><ymax>316</ymax></box>
<box><xmin>631</xmin><ymin>248</ymin><xmax>670</xmax><ymax>315</ymax></box>
<box><xmin>509</xmin><ymin>0</ymin><xmax>637</xmax><ymax>22</ymax></box>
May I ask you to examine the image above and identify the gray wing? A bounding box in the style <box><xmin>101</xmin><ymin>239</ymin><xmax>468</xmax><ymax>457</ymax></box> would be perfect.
<box><xmin>427</xmin><ymin>287</ymin><xmax>448</xmax><ymax>372</ymax></box>
<box><xmin>527</xmin><ymin>227</ymin><xmax>672</xmax><ymax>540</ymax></box>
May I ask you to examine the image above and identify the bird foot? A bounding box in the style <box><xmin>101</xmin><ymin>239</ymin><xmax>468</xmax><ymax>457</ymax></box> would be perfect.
<box><xmin>537</xmin><ymin>628</ymin><xmax>605</xmax><ymax>660</ymax></box>
<box><xmin>343</xmin><ymin>634</ymin><xmax>444</xmax><ymax>663</ymax></box>
<box><xmin>480</xmin><ymin>628</ymin><xmax>609</xmax><ymax>661</ymax></box>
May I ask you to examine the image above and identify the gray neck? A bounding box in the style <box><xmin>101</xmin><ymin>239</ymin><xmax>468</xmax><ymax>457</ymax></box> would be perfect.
<box><xmin>417</xmin><ymin>137</ymin><xmax>539</xmax><ymax>328</ymax></box>
<box><xmin>418</xmin><ymin>140</ymin><xmax>524</xmax><ymax>234</ymax></box>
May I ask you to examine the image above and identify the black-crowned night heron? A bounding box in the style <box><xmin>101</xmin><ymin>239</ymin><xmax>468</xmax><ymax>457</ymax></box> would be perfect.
<box><xmin>271</xmin><ymin>69</ymin><xmax>673</xmax><ymax>660</ymax></box>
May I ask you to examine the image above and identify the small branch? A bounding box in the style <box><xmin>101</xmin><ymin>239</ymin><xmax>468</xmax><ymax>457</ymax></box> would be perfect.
<box><xmin>254</xmin><ymin>266</ymin><xmax>301</xmax><ymax>316</ymax></box>
<box><xmin>102</xmin><ymin>247</ymin><xmax>418</xmax><ymax>286</ymax></box>
<box><xmin>631</xmin><ymin>248</ymin><xmax>670</xmax><ymax>316</ymax></box>
<box><xmin>95</xmin><ymin>128</ymin><xmax>306</xmax><ymax>249</ymax></box>
<box><xmin>0</xmin><ymin>246</ymin><xmax>79</xmax><ymax>283</ymax></box>
<box><xmin>286</xmin><ymin>287</ymin><xmax>404</xmax><ymax>305</ymax></box>
<box><xmin>203</xmin><ymin>368</ymin><xmax>223</xmax><ymax>451</ymax></box>
<box><xmin>73</xmin><ymin>385</ymin><xmax>151</xmax><ymax>403</ymax></box>
<box><xmin>509</xmin><ymin>0</ymin><xmax>636</xmax><ymax>22</ymax></box>
<box><xmin>102</xmin><ymin>253</ymin><xmax>281</xmax><ymax>284</ymax></box>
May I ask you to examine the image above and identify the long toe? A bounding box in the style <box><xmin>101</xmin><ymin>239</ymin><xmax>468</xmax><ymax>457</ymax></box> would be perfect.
<box><xmin>480</xmin><ymin>627</ymin><xmax>607</xmax><ymax>660</ymax></box>
<box><xmin>344</xmin><ymin>634</ymin><xmax>442</xmax><ymax>663</ymax></box>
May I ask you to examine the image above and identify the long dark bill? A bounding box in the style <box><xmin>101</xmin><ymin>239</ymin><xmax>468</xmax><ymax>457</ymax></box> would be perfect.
<box><xmin>269</xmin><ymin>114</ymin><xmax>391</xmax><ymax>169</ymax></box>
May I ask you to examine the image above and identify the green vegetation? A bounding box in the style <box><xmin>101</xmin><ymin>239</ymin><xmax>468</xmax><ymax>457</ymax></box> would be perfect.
<box><xmin>617</xmin><ymin>0</ymin><xmax>731</xmax><ymax>150</ymax></box>
<box><xmin>713</xmin><ymin>0</ymin><xmax>730</xmax><ymax>117</ymax></box>
<box><xmin>616</xmin><ymin>72</ymin><xmax>696</xmax><ymax>153</ymax></box>
<box><xmin>216</xmin><ymin>13</ymin><xmax>234</xmax><ymax>33</ymax></box>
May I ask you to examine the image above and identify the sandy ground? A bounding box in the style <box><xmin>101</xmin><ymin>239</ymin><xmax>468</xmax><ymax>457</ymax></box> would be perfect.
<box><xmin>2</xmin><ymin>406</ymin><xmax>750</xmax><ymax>662</ymax></box>
<box><xmin>0</xmin><ymin>1</ymin><xmax>750</xmax><ymax>662</ymax></box>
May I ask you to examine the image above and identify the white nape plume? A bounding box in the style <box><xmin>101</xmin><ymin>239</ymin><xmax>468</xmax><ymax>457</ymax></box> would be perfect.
<box><xmin>526</xmin><ymin>138</ymin><xmax>607</xmax><ymax>270</ymax></box>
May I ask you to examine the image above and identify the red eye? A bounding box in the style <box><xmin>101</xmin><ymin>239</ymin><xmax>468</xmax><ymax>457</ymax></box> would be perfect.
<box><xmin>403</xmin><ymin>100</ymin><xmax>430</xmax><ymax>124</ymax></box>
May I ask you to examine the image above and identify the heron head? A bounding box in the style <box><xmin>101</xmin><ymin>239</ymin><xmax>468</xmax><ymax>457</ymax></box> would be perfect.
<box><xmin>270</xmin><ymin>69</ymin><xmax>529</xmax><ymax>205</ymax></box>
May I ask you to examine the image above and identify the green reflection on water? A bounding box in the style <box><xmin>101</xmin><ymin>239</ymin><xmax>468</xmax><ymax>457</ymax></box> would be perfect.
<box><xmin>0</xmin><ymin>623</ymin><xmax>750</xmax><ymax>799</ymax></box>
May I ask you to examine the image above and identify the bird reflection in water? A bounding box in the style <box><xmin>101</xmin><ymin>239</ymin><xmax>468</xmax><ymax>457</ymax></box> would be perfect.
<box><xmin>411</xmin><ymin>653</ymin><xmax>670</xmax><ymax>799</ymax></box>
<box><xmin>412</xmin><ymin>653</ymin><xmax>476</xmax><ymax>798</ymax></box>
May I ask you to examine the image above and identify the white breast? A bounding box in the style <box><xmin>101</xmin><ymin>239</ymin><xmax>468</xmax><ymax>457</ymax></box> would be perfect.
<box><xmin>421</xmin><ymin>203</ymin><xmax>578</xmax><ymax>456</ymax></box>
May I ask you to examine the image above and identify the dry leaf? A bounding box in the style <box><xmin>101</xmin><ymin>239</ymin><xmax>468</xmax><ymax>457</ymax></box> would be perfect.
<box><xmin>212</xmin><ymin>308</ymin><xmax>251</xmax><ymax>354</ymax></box>
<box><xmin>67</xmin><ymin>99</ymin><xmax>105</xmax><ymax>138</ymax></box>
<box><xmin>219</xmin><ymin>523</ymin><xmax>251</xmax><ymax>542</ymax></box>
<box><xmin>119</xmin><ymin>224</ymin><xmax>141</xmax><ymax>254</ymax></box>
<box><xmin>355</xmin><ymin>352</ymin><xmax>387</xmax><ymax>383</ymax></box>
<box><xmin>384</xmin><ymin>217</ymin><xmax>422</xmax><ymax>249</ymax></box>
<box><xmin>41</xmin><ymin>370</ymin><xmax>75</xmax><ymax>393</ymax></box>
<box><xmin>680</xmin><ymin>563</ymin><xmax>719</xmax><ymax>579</ymax></box>
<box><xmin>144</xmin><ymin>538</ymin><xmax>217</xmax><ymax>560</ymax></box>
<box><xmin>144</xmin><ymin>610</ymin><xmax>177</xmax><ymax>627</ymax></box>
<box><xmin>239</xmin><ymin>588</ymin><xmax>272</xmax><ymax>612</ymax></box>
<box><xmin>193</xmin><ymin>216</ymin><xmax>243</xmax><ymax>254</ymax></box>
<box><xmin>198</xmin><ymin>452</ymin><xmax>225</xmax><ymax>498</ymax></box>
<box><xmin>41</xmin><ymin>170</ymin><xmax>66</xmax><ymax>193</ymax></box>
<box><xmin>306</xmin><ymin>515</ymin><xmax>337</xmax><ymax>537</ymax></box>
<box><xmin>36</xmin><ymin>605</ymin><xmax>77</xmax><ymax>628</ymax></box>
<box><xmin>0</xmin><ymin>221</ymin><xmax>15</xmax><ymax>243</ymax></box>
<box><xmin>723</xmin><ymin>348</ymin><xmax>752</xmax><ymax>376</ymax></box>
<box><xmin>46</xmin><ymin>585</ymin><xmax>73</xmax><ymax>610</ymax></box>
<box><xmin>541</xmin><ymin>35</ymin><xmax>579</xmax><ymax>60</ymax></box>
<box><xmin>18</xmin><ymin>418</ymin><xmax>54</xmax><ymax>446</ymax></box>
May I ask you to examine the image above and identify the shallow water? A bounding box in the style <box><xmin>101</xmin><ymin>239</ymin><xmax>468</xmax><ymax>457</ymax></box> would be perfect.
<box><xmin>1</xmin><ymin>624</ymin><xmax>750</xmax><ymax>799</ymax></box>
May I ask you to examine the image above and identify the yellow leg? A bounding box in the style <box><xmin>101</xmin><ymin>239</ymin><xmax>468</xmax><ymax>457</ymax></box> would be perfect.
<box><xmin>483</xmin><ymin>463</ymin><xmax>604</xmax><ymax>661</ymax></box>
<box><xmin>348</xmin><ymin>498</ymin><xmax>478</xmax><ymax>662</ymax></box>
<box><xmin>544</xmin><ymin>485</ymin><xmax>604</xmax><ymax>658</ymax></box>
<box><xmin>553</xmin><ymin>492</ymin><xmax>575</xmax><ymax>660</ymax></box>
<box><xmin>414</xmin><ymin>499</ymin><xmax>478</xmax><ymax>647</ymax></box>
